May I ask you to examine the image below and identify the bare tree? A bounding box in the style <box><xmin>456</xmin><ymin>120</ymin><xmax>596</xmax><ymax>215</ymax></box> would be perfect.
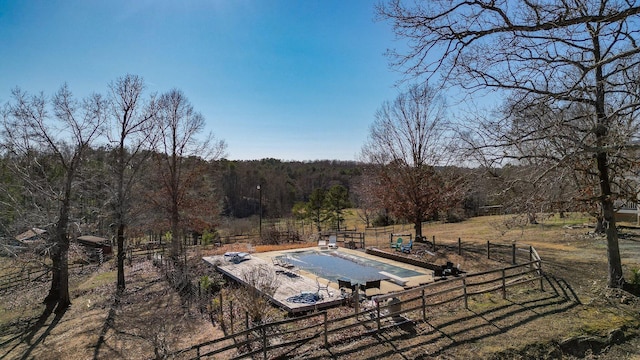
<box><xmin>377</xmin><ymin>0</ymin><xmax>640</xmax><ymax>288</ymax></box>
<box><xmin>151</xmin><ymin>89</ymin><xmax>226</xmax><ymax>262</ymax></box>
<box><xmin>2</xmin><ymin>84</ymin><xmax>105</xmax><ymax>311</ymax></box>
<box><xmin>107</xmin><ymin>74</ymin><xmax>157</xmax><ymax>293</ymax></box>
<box><xmin>230</xmin><ymin>264</ymin><xmax>280</xmax><ymax>324</ymax></box>
<box><xmin>351</xmin><ymin>169</ymin><xmax>380</xmax><ymax>228</ymax></box>
<box><xmin>361</xmin><ymin>84</ymin><xmax>459</xmax><ymax>238</ymax></box>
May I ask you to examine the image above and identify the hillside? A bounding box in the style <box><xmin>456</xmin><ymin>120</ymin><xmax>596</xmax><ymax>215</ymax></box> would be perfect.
<box><xmin>1</xmin><ymin>214</ymin><xmax>640</xmax><ymax>359</ymax></box>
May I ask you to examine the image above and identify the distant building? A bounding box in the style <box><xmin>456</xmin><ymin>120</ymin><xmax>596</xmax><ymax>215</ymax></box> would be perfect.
<box><xmin>614</xmin><ymin>199</ymin><xmax>639</xmax><ymax>224</ymax></box>
<box><xmin>15</xmin><ymin>228</ymin><xmax>47</xmax><ymax>244</ymax></box>
<box><xmin>77</xmin><ymin>235</ymin><xmax>112</xmax><ymax>255</ymax></box>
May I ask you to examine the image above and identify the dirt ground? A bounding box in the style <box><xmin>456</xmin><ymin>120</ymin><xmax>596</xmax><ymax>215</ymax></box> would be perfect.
<box><xmin>2</xmin><ymin>214</ymin><xmax>640</xmax><ymax>359</ymax></box>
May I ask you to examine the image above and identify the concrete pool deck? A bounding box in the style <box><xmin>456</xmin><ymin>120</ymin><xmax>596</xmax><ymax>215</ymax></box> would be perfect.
<box><xmin>203</xmin><ymin>247</ymin><xmax>434</xmax><ymax>313</ymax></box>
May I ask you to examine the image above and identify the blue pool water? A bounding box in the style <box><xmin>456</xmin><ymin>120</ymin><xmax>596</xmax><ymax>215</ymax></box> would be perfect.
<box><xmin>284</xmin><ymin>250</ymin><xmax>424</xmax><ymax>284</ymax></box>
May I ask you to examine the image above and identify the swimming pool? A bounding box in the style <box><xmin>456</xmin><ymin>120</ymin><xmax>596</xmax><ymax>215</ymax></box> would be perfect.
<box><xmin>283</xmin><ymin>250</ymin><xmax>425</xmax><ymax>284</ymax></box>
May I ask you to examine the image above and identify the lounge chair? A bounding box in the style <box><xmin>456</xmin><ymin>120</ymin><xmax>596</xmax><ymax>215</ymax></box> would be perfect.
<box><xmin>391</xmin><ymin>237</ymin><xmax>403</xmax><ymax>251</ymax></box>
<box><xmin>316</xmin><ymin>277</ymin><xmax>333</xmax><ymax>297</ymax></box>
<box><xmin>328</xmin><ymin>235</ymin><xmax>338</xmax><ymax>249</ymax></box>
<box><xmin>272</xmin><ymin>257</ymin><xmax>289</xmax><ymax>268</ymax></box>
<box><xmin>401</xmin><ymin>239</ymin><xmax>413</xmax><ymax>253</ymax></box>
<box><xmin>224</xmin><ymin>252</ymin><xmax>250</xmax><ymax>264</ymax></box>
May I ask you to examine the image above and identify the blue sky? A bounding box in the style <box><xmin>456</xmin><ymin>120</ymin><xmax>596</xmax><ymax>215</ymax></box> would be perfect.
<box><xmin>0</xmin><ymin>1</ymin><xmax>406</xmax><ymax>161</ymax></box>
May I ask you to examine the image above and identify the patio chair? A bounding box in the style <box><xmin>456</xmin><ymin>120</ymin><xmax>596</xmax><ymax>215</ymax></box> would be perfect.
<box><xmin>360</xmin><ymin>279</ymin><xmax>381</xmax><ymax>296</ymax></box>
<box><xmin>337</xmin><ymin>278</ymin><xmax>356</xmax><ymax>294</ymax></box>
<box><xmin>391</xmin><ymin>237</ymin><xmax>403</xmax><ymax>251</ymax></box>
<box><xmin>401</xmin><ymin>239</ymin><xmax>413</xmax><ymax>253</ymax></box>
<box><xmin>328</xmin><ymin>235</ymin><xmax>338</xmax><ymax>249</ymax></box>
<box><xmin>318</xmin><ymin>239</ymin><xmax>328</xmax><ymax>250</ymax></box>
<box><xmin>316</xmin><ymin>277</ymin><xmax>333</xmax><ymax>297</ymax></box>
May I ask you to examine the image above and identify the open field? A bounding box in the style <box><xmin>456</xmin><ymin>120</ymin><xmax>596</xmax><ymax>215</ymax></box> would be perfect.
<box><xmin>2</xmin><ymin>214</ymin><xmax>640</xmax><ymax>359</ymax></box>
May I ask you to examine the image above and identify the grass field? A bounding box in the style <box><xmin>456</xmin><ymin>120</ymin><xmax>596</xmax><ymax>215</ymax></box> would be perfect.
<box><xmin>2</xmin><ymin>213</ymin><xmax>640</xmax><ymax>359</ymax></box>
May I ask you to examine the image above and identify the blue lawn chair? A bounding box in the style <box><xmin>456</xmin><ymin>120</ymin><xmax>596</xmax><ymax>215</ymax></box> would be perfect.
<box><xmin>401</xmin><ymin>239</ymin><xmax>413</xmax><ymax>253</ymax></box>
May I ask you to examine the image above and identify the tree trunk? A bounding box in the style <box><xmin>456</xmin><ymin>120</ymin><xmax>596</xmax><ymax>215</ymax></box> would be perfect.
<box><xmin>171</xmin><ymin>216</ymin><xmax>180</xmax><ymax>262</ymax></box>
<box><xmin>595</xmin><ymin>215</ymin><xmax>606</xmax><ymax>233</ymax></box>
<box><xmin>45</xmin><ymin>223</ymin><xmax>72</xmax><ymax>312</ymax></box>
<box><xmin>44</xmin><ymin>244</ymin><xmax>60</xmax><ymax>305</ymax></box>
<box><xmin>117</xmin><ymin>223</ymin><xmax>126</xmax><ymax>292</ymax></box>
<box><xmin>414</xmin><ymin>214</ymin><xmax>423</xmax><ymax>238</ymax></box>
<box><xmin>598</xmin><ymin>151</ymin><xmax>624</xmax><ymax>287</ymax></box>
<box><xmin>590</xmin><ymin>32</ymin><xmax>624</xmax><ymax>288</ymax></box>
<box><xmin>56</xmin><ymin>238</ymin><xmax>71</xmax><ymax>313</ymax></box>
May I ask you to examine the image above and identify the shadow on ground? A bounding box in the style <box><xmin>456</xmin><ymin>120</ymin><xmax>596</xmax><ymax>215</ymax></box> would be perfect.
<box><xmin>300</xmin><ymin>274</ymin><xmax>580</xmax><ymax>360</ymax></box>
<box><xmin>0</xmin><ymin>303</ymin><xmax>67</xmax><ymax>360</ymax></box>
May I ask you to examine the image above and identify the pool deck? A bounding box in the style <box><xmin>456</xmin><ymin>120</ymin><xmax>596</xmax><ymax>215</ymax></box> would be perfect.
<box><xmin>203</xmin><ymin>247</ymin><xmax>434</xmax><ymax>314</ymax></box>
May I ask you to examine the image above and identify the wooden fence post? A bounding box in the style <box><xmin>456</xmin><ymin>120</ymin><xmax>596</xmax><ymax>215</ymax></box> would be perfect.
<box><xmin>230</xmin><ymin>300</ymin><xmax>234</xmax><ymax>334</ymax></box>
<box><xmin>487</xmin><ymin>241</ymin><xmax>490</xmax><ymax>259</ymax></box>
<box><xmin>432</xmin><ymin>235</ymin><xmax>436</xmax><ymax>251</ymax></box>
<box><xmin>458</xmin><ymin>237</ymin><xmax>461</xmax><ymax>255</ymax></box>
<box><xmin>262</xmin><ymin>325</ymin><xmax>267</xmax><ymax>360</ymax></box>
<box><xmin>502</xmin><ymin>269</ymin><xmax>507</xmax><ymax>299</ymax></box>
<box><xmin>245</xmin><ymin>311</ymin><xmax>250</xmax><ymax>344</ymax></box>
<box><xmin>376</xmin><ymin>300</ymin><xmax>381</xmax><ymax>331</ymax></box>
<box><xmin>323</xmin><ymin>311</ymin><xmax>328</xmax><ymax>348</ymax></box>
<box><xmin>539</xmin><ymin>261</ymin><xmax>544</xmax><ymax>291</ymax></box>
<box><xmin>463</xmin><ymin>276</ymin><xmax>468</xmax><ymax>309</ymax></box>
<box><xmin>421</xmin><ymin>288</ymin><xmax>426</xmax><ymax>322</ymax></box>
<box><xmin>219</xmin><ymin>292</ymin><xmax>224</xmax><ymax>332</ymax></box>
<box><xmin>511</xmin><ymin>243</ymin><xmax>516</xmax><ymax>265</ymax></box>
<box><xmin>354</xmin><ymin>288</ymin><xmax>359</xmax><ymax>316</ymax></box>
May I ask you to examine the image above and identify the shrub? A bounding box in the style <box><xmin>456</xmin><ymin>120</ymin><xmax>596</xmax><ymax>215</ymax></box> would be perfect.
<box><xmin>372</xmin><ymin>213</ymin><xmax>395</xmax><ymax>227</ymax></box>
<box><xmin>631</xmin><ymin>268</ymin><xmax>640</xmax><ymax>285</ymax></box>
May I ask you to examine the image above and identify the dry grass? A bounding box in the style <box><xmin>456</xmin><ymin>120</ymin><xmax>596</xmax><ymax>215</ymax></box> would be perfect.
<box><xmin>0</xmin><ymin>261</ymin><xmax>219</xmax><ymax>360</ymax></box>
<box><xmin>2</xmin><ymin>213</ymin><xmax>640</xmax><ymax>359</ymax></box>
<box><xmin>253</xmin><ymin>243</ymin><xmax>312</xmax><ymax>253</ymax></box>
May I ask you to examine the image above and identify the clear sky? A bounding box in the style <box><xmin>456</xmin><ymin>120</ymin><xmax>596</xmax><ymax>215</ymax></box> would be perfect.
<box><xmin>0</xmin><ymin>1</ymin><xmax>405</xmax><ymax>161</ymax></box>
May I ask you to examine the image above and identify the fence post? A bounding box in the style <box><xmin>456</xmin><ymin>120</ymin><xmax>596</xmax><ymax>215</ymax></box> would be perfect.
<box><xmin>262</xmin><ymin>325</ymin><xmax>267</xmax><ymax>360</ymax></box>
<box><xmin>245</xmin><ymin>311</ymin><xmax>250</xmax><ymax>344</ymax></box>
<box><xmin>323</xmin><ymin>311</ymin><xmax>328</xmax><ymax>348</ymax></box>
<box><xmin>421</xmin><ymin>288</ymin><xmax>426</xmax><ymax>322</ymax></box>
<box><xmin>219</xmin><ymin>292</ymin><xmax>224</xmax><ymax>332</ymax></box>
<box><xmin>502</xmin><ymin>269</ymin><xmax>506</xmax><ymax>299</ymax></box>
<box><xmin>230</xmin><ymin>300</ymin><xmax>234</xmax><ymax>334</ymax></box>
<box><xmin>539</xmin><ymin>260</ymin><xmax>544</xmax><ymax>291</ymax></box>
<box><xmin>354</xmin><ymin>288</ymin><xmax>359</xmax><ymax>316</ymax></box>
<box><xmin>376</xmin><ymin>300</ymin><xmax>381</xmax><ymax>331</ymax></box>
<box><xmin>432</xmin><ymin>235</ymin><xmax>436</xmax><ymax>251</ymax></box>
<box><xmin>463</xmin><ymin>276</ymin><xmax>468</xmax><ymax>310</ymax></box>
<box><xmin>511</xmin><ymin>243</ymin><xmax>516</xmax><ymax>265</ymax></box>
<box><xmin>458</xmin><ymin>237</ymin><xmax>461</xmax><ymax>255</ymax></box>
<box><xmin>487</xmin><ymin>241</ymin><xmax>490</xmax><ymax>259</ymax></box>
